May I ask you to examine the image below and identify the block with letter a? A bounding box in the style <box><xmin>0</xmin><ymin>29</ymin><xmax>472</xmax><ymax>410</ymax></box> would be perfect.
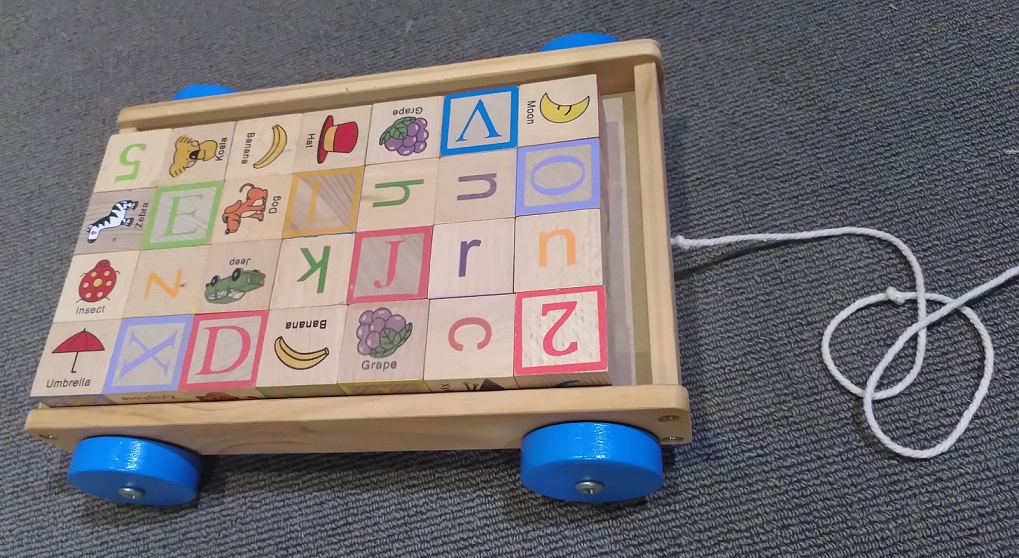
<box><xmin>440</xmin><ymin>86</ymin><xmax>518</xmax><ymax>156</ymax></box>
<box><xmin>514</xmin><ymin>286</ymin><xmax>609</xmax><ymax>388</ymax></box>
<box><xmin>179</xmin><ymin>310</ymin><xmax>268</xmax><ymax>400</ymax></box>
<box><xmin>423</xmin><ymin>295</ymin><xmax>518</xmax><ymax>392</ymax></box>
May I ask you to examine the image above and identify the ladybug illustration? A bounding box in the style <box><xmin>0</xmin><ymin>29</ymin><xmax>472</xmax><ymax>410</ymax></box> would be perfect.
<box><xmin>78</xmin><ymin>259</ymin><xmax>117</xmax><ymax>303</ymax></box>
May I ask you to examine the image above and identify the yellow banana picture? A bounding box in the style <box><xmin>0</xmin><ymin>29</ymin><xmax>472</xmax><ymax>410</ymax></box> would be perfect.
<box><xmin>539</xmin><ymin>93</ymin><xmax>590</xmax><ymax>124</ymax></box>
<box><xmin>252</xmin><ymin>124</ymin><xmax>288</xmax><ymax>169</ymax></box>
<box><xmin>274</xmin><ymin>336</ymin><xmax>329</xmax><ymax>370</ymax></box>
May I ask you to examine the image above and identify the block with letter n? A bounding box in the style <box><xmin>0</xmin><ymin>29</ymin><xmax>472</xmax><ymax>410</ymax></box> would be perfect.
<box><xmin>142</xmin><ymin>182</ymin><xmax>222</xmax><ymax>249</ymax></box>
<box><xmin>179</xmin><ymin>311</ymin><xmax>268</xmax><ymax>400</ymax></box>
<box><xmin>433</xmin><ymin>150</ymin><xmax>516</xmax><ymax>224</ymax></box>
<box><xmin>514</xmin><ymin>286</ymin><xmax>609</xmax><ymax>388</ymax></box>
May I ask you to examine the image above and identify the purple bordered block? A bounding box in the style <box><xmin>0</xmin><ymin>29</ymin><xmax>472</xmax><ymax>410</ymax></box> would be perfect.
<box><xmin>515</xmin><ymin>138</ymin><xmax>601</xmax><ymax>216</ymax></box>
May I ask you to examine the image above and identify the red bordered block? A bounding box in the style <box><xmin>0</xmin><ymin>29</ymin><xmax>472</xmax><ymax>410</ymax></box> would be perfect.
<box><xmin>179</xmin><ymin>310</ymin><xmax>269</xmax><ymax>401</ymax></box>
<box><xmin>347</xmin><ymin>226</ymin><xmax>432</xmax><ymax>303</ymax></box>
<box><xmin>514</xmin><ymin>285</ymin><xmax>610</xmax><ymax>388</ymax></box>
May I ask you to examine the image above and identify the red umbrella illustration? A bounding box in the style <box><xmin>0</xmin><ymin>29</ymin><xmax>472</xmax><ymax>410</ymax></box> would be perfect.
<box><xmin>52</xmin><ymin>329</ymin><xmax>105</xmax><ymax>374</ymax></box>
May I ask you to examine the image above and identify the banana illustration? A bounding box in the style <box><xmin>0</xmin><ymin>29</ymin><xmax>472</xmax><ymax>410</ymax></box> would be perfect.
<box><xmin>274</xmin><ymin>336</ymin><xmax>329</xmax><ymax>370</ymax></box>
<box><xmin>539</xmin><ymin>93</ymin><xmax>590</xmax><ymax>124</ymax></box>
<box><xmin>252</xmin><ymin>124</ymin><xmax>287</xmax><ymax>169</ymax></box>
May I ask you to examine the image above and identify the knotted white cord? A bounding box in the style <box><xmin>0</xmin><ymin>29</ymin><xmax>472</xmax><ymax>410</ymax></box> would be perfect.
<box><xmin>671</xmin><ymin>228</ymin><xmax>1018</xmax><ymax>458</ymax></box>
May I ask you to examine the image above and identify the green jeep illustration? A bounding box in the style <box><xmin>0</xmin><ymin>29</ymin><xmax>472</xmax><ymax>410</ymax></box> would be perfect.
<box><xmin>204</xmin><ymin>268</ymin><xmax>265</xmax><ymax>304</ymax></box>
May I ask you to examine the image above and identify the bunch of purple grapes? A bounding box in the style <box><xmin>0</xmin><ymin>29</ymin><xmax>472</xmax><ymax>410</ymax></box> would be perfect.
<box><xmin>381</xmin><ymin>117</ymin><xmax>429</xmax><ymax>156</ymax></box>
<box><xmin>355</xmin><ymin>307</ymin><xmax>410</xmax><ymax>357</ymax></box>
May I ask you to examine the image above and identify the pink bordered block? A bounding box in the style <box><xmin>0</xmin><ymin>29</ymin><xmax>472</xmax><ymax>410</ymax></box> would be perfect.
<box><xmin>513</xmin><ymin>285</ymin><xmax>610</xmax><ymax>388</ymax></box>
<box><xmin>179</xmin><ymin>310</ymin><xmax>269</xmax><ymax>399</ymax></box>
<box><xmin>347</xmin><ymin>226</ymin><xmax>432</xmax><ymax>304</ymax></box>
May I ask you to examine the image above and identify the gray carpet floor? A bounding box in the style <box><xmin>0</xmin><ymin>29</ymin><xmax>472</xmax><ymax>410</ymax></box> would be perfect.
<box><xmin>2</xmin><ymin>1</ymin><xmax>1018</xmax><ymax>556</ymax></box>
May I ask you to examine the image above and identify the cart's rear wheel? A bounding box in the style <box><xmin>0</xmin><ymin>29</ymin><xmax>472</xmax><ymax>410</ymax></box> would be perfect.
<box><xmin>172</xmin><ymin>84</ymin><xmax>237</xmax><ymax>100</ymax></box>
<box><xmin>67</xmin><ymin>436</ymin><xmax>202</xmax><ymax>506</ymax></box>
<box><xmin>520</xmin><ymin>422</ymin><xmax>663</xmax><ymax>503</ymax></box>
<box><xmin>539</xmin><ymin>33</ymin><xmax>619</xmax><ymax>52</ymax></box>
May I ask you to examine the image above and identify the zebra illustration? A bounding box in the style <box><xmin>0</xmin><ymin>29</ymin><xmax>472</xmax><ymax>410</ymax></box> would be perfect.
<box><xmin>85</xmin><ymin>200</ymin><xmax>138</xmax><ymax>243</ymax></box>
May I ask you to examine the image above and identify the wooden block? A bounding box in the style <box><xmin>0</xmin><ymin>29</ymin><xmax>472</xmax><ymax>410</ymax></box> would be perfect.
<box><xmin>423</xmin><ymin>295</ymin><xmax>518</xmax><ymax>392</ymax></box>
<box><xmin>338</xmin><ymin>300</ymin><xmax>430</xmax><ymax>395</ymax></box>
<box><xmin>514</xmin><ymin>286</ymin><xmax>609</xmax><ymax>388</ymax></box>
<box><xmin>124</xmin><ymin>246</ymin><xmax>210</xmax><ymax>317</ymax></box>
<box><xmin>516</xmin><ymin>138</ymin><xmax>601</xmax><ymax>216</ymax></box>
<box><xmin>211</xmin><ymin>176</ymin><xmax>291</xmax><ymax>244</ymax></box>
<box><xmin>103</xmin><ymin>315</ymin><xmax>195</xmax><ymax>404</ymax></box>
<box><xmin>440</xmin><ymin>86</ymin><xmax>518</xmax><ymax>156</ymax></box>
<box><xmin>158</xmin><ymin>122</ymin><xmax>236</xmax><ymax>185</ymax></box>
<box><xmin>196</xmin><ymin>239</ymin><xmax>281</xmax><ymax>313</ymax></box>
<box><xmin>357</xmin><ymin>159</ymin><xmax>439</xmax><ymax>231</ymax></box>
<box><xmin>31</xmin><ymin>320</ymin><xmax>119</xmax><ymax>407</ymax></box>
<box><xmin>293</xmin><ymin>105</ymin><xmax>373</xmax><ymax>172</ymax></box>
<box><xmin>179</xmin><ymin>310</ymin><xmax>268</xmax><ymax>400</ymax></box>
<box><xmin>347</xmin><ymin>226</ymin><xmax>431</xmax><ymax>304</ymax></box>
<box><xmin>225</xmin><ymin>114</ymin><xmax>302</xmax><ymax>179</ymax></box>
<box><xmin>428</xmin><ymin>218</ymin><xmax>514</xmax><ymax>298</ymax></box>
<box><xmin>283</xmin><ymin>167</ymin><xmax>363</xmax><ymax>238</ymax></box>
<box><xmin>74</xmin><ymin>189</ymin><xmax>155</xmax><ymax>255</ymax></box>
<box><xmin>517</xmin><ymin>74</ymin><xmax>600</xmax><ymax>147</ymax></box>
<box><xmin>256</xmin><ymin>305</ymin><xmax>347</xmax><ymax>398</ymax></box>
<box><xmin>270</xmin><ymin>234</ymin><xmax>354</xmax><ymax>309</ymax></box>
<box><xmin>93</xmin><ymin>130</ymin><xmax>172</xmax><ymax>192</ymax></box>
<box><xmin>365</xmin><ymin>96</ymin><xmax>444</xmax><ymax>165</ymax></box>
<box><xmin>142</xmin><ymin>181</ymin><xmax>223</xmax><ymax>249</ymax></box>
<box><xmin>514</xmin><ymin>209</ymin><xmax>604</xmax><ymax>292</ymax></box>
<box><xmin>433</xmin><ymin>150</ymin><xmax>516</xmax><ymax>224</ymax></box>
<box><xmin>54</xmin><ymin>251</ymin><xmax>140</xmax><ymax>323</ymax></box>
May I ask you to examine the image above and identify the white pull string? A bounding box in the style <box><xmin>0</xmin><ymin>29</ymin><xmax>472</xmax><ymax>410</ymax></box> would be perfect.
<box><xmin>671</xmin><ymin>227</ymin><xmax>1018</xmax><ymax>458</ymax></box>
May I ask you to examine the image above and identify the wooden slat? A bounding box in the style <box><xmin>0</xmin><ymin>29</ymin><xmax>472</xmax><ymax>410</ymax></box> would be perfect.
<box><xmin>117</xmin><ymin>40</ymin><xmax>663</xmax><ymax>131</ymax></box>
<box><xmin>633</xmin><ymin>63</ymin><xmax>681</xmax><ymax>385</ymax></box>
<box><xmin>25</xmin><ymin>385</ymin><xmax>691</xmax><ymax>454</ymax></box>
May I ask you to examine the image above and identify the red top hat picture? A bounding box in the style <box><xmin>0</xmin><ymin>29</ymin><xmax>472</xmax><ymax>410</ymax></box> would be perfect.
<box><xmin>318</xmin><ymin>116</ymin><xmax>359</xmax><ymax>163</ymax></box>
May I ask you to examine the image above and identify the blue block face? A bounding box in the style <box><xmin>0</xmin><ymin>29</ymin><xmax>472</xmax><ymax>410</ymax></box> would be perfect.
<box><xmin>441</xmin><ymin>87</ymin><xmax>519</xmax><ymax>156</ymax></box>
<box><xmin>515</xmin><ymin>138</ymin><xmax>601</xmax><ymax>216</ymax></box>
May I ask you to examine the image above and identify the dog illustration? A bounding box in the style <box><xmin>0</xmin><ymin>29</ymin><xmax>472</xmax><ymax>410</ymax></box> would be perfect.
<box><xmin>169</xmin><ymin>135</ymin><xmax>219</xmax><ymax>177</ymax></box>
<box><xmin>86</xmin><ymin>200</ymin><xmax>138</xmax><ymax>243</ymax></box>
<box><xmin>222</xmin><ymin>183</ymin><xmax>268</xmax><ymax>234</ymax></box>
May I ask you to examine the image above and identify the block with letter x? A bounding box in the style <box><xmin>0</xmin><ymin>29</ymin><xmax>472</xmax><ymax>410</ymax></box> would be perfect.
<box><xmin>103</xmin><ymin>315</ymin><xmax>194</xmax><ymax>404</ymax></box>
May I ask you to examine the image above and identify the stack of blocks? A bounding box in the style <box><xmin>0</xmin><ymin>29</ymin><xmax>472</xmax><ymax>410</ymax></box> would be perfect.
<box><xmin>33</xmin><ymin>75</ymin><xmax>615</xmax><ymax>406</ymax></box>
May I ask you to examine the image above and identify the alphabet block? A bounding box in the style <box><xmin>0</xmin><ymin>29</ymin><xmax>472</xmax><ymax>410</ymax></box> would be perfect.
<box><xmin>103</xmin><ymin>315</ymin><xmax>194</xmax><ymax>404</ymax></box>
<box><xmin>516</xmin><ymin>138</ymin><xmax>601</xmax><ymax>216</ymax></box>
<box><xmin>226</xmin><ymin>114</ymin><xmax>302</xmax><ymax>179</ymax></box>
<box><xmin>338</xmin><ymin>300</ymin><xmax>430</xmax><ymax>395</ymax></box>
<box><xmin>54</xmin><ymin>251</ymin><xmax>140</xmax><ymax>323</ymax></box>
<box><xmin>257</xmin><ymin>305</ymin><xmax>347</xmax><ymax>398</ymax></box>
<box><xmin>514</xmin><ymin>286</ymin><xmax>609</xmax><ymax>388</ymax></box>
<box><xmin>514</xmin><ymin>209</ymin><xmax>604</xmax><ymax>292</ymax></box>
<box><xmin>31</xmin><ymin>320</ymin><xmax>119</xmax><ymax>407</ymax></box>
<box><xmin>142</xmin><ymin>181</ymin><xmax>223</xmax><ymax>249</ymax></box>
<box><xmin>124</xmin><ymin>245</ymin><xmax>210</xmax><ymax>317</ymax></box>
<box><xmin>433</xmin><ymin>150</ymin><xmax>516</xmax><ymax>224</ymax></box>
<box><xmin>93</xmin><ymin>129</ymin><xmax>172</xmax><ymax>192</ymax></box>
<box><xmin>440</xmin><ymin>86</ymin><xmax>518</xmax><ymax>156</ymax></box>
<box><xmin>211</xmin><ymin>176</ymin><xmax>291</xmax><ymax>244</ymax></box>
<box><xmin>270</xmin><ymin>234</ymin><xmax>354</xmax><ymax>310</ymax></box>
<box><xmin>423</xmin><ymin>295</ymin><xmax>518</xmax><ymax>392</ymax></box>
<box><xmin>517</xmin><ymin>74</ymin><xmax>600</xmax><ymax>147</ymax></box>
<box><xmin>357</xmin><ymin>159</ymin><xmax>439</xmax><ymax>231</ymax></box>
<box><xmin>293</xmin><ymin>105</ymin><xmax>373</xmax><ymax>172</ymax></box>
<box><xmin>159</xmin><ymin>122</ymin><xmax>236</xmax><ymax>185</ymax></box>
<box><xmin>347</xmin><ymin>226</ymin><xmax>432</xmax><ymax>304</ymax></box>
<box><xmin>196</xmin><ymin>239</ymin><xmax>281</xmax><ymax>313</ymax></box>
<box><xmin>74</xmin><ymin>189</ymin><xmax>156</xmax><ymax>255</ymax></box>
<box><xmin>179</xmin><ymin>310</ymin><xmax>268</xmax><ymax>400</ymax></box>
<box><xmin>428</xmin><ymin>218</ymin><xmax>514</xmax><ymax>298</ymax></box>
<box><xmin>284</xmin><ymin>167</ymin><xmax>363</xmax><ymax>238</ymax></box>
<box><xmin>366</xmin><ymin>96</ymin><xmax>444</xmax><ymax>165</ymax></box>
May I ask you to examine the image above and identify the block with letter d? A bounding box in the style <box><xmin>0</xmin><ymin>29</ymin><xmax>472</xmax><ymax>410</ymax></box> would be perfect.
<box><xmin>179</xmin><ymin>310</ymin><xmax>268</xmax><ymax>400</ymax></box>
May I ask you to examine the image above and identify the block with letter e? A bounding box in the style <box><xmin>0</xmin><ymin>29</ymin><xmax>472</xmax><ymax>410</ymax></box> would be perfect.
<box><xmin>179</xmin><ymin>311</ymin><xmax>268</xmax><ymax>400</ymax></box>
<box><xmin>514</xmin><ymin>286</ymin><xmax>609</xmax><ymax>388</ymax></box>
<box><xmin>142</xmin><ymin>182</ymin><xmax>222</xmax><ymax>249</ymax></box>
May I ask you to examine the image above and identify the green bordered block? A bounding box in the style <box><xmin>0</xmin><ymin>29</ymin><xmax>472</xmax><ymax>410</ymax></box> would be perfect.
<box><xmin>143</xmin><ymin>182</ymin><xmax>223</xmax><ymax>249</ymax></box>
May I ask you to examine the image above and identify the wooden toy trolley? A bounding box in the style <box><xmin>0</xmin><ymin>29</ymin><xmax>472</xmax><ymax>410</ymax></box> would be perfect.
<box><xmin>24</xmin><ymin>38</ymin><xmax>689</xmax><ymax>505</ymax></box>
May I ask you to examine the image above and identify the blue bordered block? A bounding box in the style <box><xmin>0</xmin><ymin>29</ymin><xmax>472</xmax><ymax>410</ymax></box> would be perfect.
<box><xmin>515</xmin><ymin>138</ymin><xmax>601</xmax><ymax>216</ymax></box>
<box><xmin>441</xmin><ymin>87</ymin><xmax>519</xmax><ymax>156</ymax></box>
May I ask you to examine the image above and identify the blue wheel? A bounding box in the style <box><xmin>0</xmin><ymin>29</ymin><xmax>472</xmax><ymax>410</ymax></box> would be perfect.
<box><xmin>520</xmin><ymin>422</ymin><xmax>663</xmax><ymax>503</ymax></box>
<box><xmin>539</xmin><ymin>33</ymin><xmax>620</xmax><ymax>52</ymax></box>
<box><xmin>67</xmin><ymin>436</ymin><xmax>203</xmax><ymax>506</ymax></box>
<box><xmin>172</xmin><ymin>84</ymin><xmax>237</xmax><ymax>100</ymax></box>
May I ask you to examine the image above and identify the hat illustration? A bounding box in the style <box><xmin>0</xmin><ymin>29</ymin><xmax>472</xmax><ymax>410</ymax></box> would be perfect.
<box><xmin>318</xmin><ymin>116</ymin><xmax>359</xmax><ymax>163</ymax></box>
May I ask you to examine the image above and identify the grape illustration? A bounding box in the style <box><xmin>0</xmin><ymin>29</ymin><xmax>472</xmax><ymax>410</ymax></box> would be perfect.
<box><xmin>354</xmin><ymin>307</ymin><xmax>414</xmax><ymax>358</ymax></box>
<box><xmin>379</xmin><ymin>116</ymin><xmax>429</xmax><ymax>156</ymax></box>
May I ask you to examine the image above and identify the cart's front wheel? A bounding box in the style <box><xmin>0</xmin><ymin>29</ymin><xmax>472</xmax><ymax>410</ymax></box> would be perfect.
<box><xmin>67</xmin><ymin>436</ymin><xmax>202</xmax><ymax>506</ymax></box>
<box><xmin>520</xmin><ymin>422</ymin><xmax>663</xmax><ymax>503</ymax></box>
<box><xmin>172</xmin><ymin>84</ymin><xmax>237</xmax><ymax>100</ymax></box>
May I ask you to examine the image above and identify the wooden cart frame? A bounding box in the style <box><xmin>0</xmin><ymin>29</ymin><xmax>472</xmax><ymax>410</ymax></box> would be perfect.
<box><xmin>24</xmin><ymin>40</ymin><xmax>690</xmax><ymax>455</ymax></box>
